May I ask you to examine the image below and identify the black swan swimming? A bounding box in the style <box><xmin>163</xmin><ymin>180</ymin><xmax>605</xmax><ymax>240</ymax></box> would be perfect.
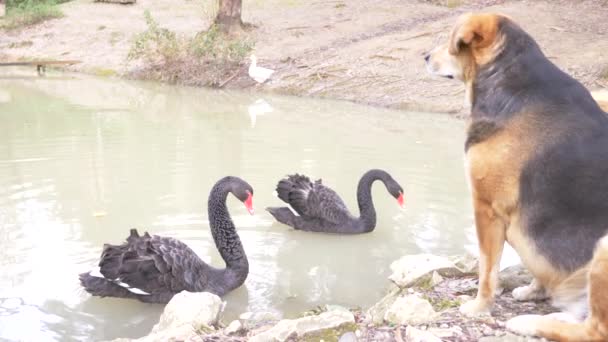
<box><xmin>79</xmin><ymin>176</ymin><xmax>254</xmax><ymax>303</ymax></box>
<box><xmin>266</xmin><ymin>169</ymin><xmax>405</xmax><ymax>234</ymax></box>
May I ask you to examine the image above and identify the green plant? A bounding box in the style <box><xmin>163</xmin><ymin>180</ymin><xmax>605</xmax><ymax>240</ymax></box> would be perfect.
<box><xmin>128</xmin><ymin>10</ymin><xmax>180</xmax><ymax>62</ymax></box>
<box><xmin>127</xmin><ymin>10</ymin><xmax>254</xmax><ymax>87</ymax></box>
<box><xmin>1</xmin><ymin>0</ymin><xmax>64</xmax><ymax>30</ymax></box>
<box><xmin>189</xmin><ymin>24</ymin><xmax>254</xmax><ymax>61</ymax></box>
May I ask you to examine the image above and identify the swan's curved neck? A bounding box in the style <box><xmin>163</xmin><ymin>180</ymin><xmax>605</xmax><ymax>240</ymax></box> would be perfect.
<box><xmin>207</xmin><ymin>183</ymin><xmax>249</xmax><ymax>287</ymax></box>
<box><xmin>356</xmin><ymin>170</ymin><xmax>390</xmax><ymax>232</ymax></box>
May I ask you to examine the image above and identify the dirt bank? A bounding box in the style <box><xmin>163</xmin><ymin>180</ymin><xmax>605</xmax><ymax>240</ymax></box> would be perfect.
<box><xmin>0</xmin><ymin>0</ymin><xmax>607</xmax><ymax>113</ymax></box>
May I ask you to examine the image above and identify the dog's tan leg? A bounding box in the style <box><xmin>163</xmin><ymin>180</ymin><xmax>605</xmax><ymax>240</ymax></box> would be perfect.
<box><xmin>507</xmin><ymin>313</ymin><xmax>604</xmax><ymax>341</ymax></box>
<box><xmin>513</xmin><ymin>278</ymin><xmax>549</xmax><ymax>301</ymax></box>
<box><xmin>460</xmin><ymin>200</ymin><xmax>506</xmax><ymax>315</ymax></box>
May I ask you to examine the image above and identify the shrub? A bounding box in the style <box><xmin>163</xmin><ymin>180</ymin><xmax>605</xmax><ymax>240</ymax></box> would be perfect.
<box><xmin>128</xmin><ymin>10</ymin><xmax>254</xmax><ymax>87</ymax></box>
<box><xmin>128</xmin><ymin>10</ymin><xmax>180</xmax><ymax>63</ymax></box>
<box><xmin>2</xmin><ymin>0</ymin><xmax>65</xmax><ymax>30</ymax></box>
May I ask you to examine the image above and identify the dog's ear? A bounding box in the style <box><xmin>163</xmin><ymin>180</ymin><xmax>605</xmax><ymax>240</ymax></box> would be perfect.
<box><xmin>449</xmin><ymin>13</ymin><xmax>500</xmax><ymax>55</ymax></box>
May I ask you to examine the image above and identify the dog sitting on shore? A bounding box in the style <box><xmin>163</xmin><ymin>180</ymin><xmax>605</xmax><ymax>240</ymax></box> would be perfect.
<box><xmin>425</xmin><ymin>12</ymin><xmax>608</xmax><ymax>341</ymax></box>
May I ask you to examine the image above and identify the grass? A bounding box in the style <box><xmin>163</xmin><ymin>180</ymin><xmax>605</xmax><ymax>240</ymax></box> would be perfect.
<box><xmin>1</xmin><ymin>0</ymin><xmax>65</xmax><ymax>30</ymax></box>
<box><xmin>431</xmin><ymin>297</ymin><xmax>461</xmax><ymax>311</ymax></box>
<box><xmin>128</xmin><ymin>10</ymin><xmax>254</xmax><ymax>87</ymax></box>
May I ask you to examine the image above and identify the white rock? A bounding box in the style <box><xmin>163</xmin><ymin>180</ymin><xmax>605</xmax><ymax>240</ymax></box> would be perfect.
<box><xmin>106</xmin><ymin>291</ymin><xmax>223</xmax><ymax>342</ymax></box>
<box><xmin>405</xmin><ymin>326</ymin><xmax>442</xmax><ymax>342</ymax></box>
<box><xmin>384</xmin><ymin>295</ymin><xmax>437</xmax><ymax>325</ymax></box>
<box><xmin>389</xmin><ymin>254</ymin><xmax>456</xmax><ymax>287</ymax></box>
<box><xmin>428</xmin><ymin>327</ymin><xmax>459</xmax><ymax>338</ymax></box>
<box><xmin>449</xmin><ymin>253</ymin><xmax>479</xmax><ymax>274</ymax></box>
<box><xmin>248</xmin><ymin>310</ymin><xmax>355</xmax><ymax>342</ymax></box>
<box><xmin>325</xmin><ymin>304</ymin><xmax>351</xmax><ymax>314</ymax></box>
<box><xmin>338</xmin><ymin>331</ymin><xmax>358</xmax><ymax>342</ymax></box>
<box><xmin>240</xmin><ymin>311</ymin><xmax>282</xmax><ymax>329</ymax></box>
<box><xmin>152</xmin><ymin>291</ymin><xmax>223</xmax><ymax>333</ymax></box>
<box><xmin>430</xmin><ymin>271</ymin><xmax>444</xmax><ymax>286</ymax></box>
<box><xmin>225</xmin><ymin>320</ymin><xmax>243</xmax><ymax>335</ymax></box>
<box><xmin>365</xmin><ymin>287</ymin><xmax>402</xmax><ymax>324</ymax></box>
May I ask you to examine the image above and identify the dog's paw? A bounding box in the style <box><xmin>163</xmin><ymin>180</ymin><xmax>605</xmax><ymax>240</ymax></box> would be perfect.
<box><xmin>459</xmin><ymin>298</ymin><xmax>491</xmax><ymax>316</ymax></box>
<box><xmin>512</xmin><ymin>284</ymin><xmax>548</xmax><ymax>301</ymax></box>
<box><xmin>544</xmin><ymin>312</ymin><xmax>580</xmax><ymax>323</ymax></box>
<box><xmin>506</xmin><ymin>314</ymin><xmax>542</xmax><ymax>336</ymax></box>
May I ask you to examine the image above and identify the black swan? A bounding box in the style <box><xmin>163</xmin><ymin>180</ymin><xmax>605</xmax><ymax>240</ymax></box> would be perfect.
<box><xmin>79</xmin><ymin>176</ymin><xmax>254</xmax><ymax>303</ymax></box>
<box><xmin>266</xmin><ymin>169</ymin><xmax>405</xmax><ymax>234</ymax></box>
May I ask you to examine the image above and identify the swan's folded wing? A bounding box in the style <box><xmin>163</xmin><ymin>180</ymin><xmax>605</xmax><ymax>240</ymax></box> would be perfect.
<box><xmin>306</xmin><ymin>184</ymin><xmax>351</xmax><ymax>225</ymax></box>
<box><xmin>105</xmin><ymin>235</ymin><xmax>209</xmax><ymax>295</ymax></box>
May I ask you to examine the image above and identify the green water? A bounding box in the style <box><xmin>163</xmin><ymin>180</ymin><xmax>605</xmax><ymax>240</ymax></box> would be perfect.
<box><xmin>0</xmin><ymin>69</ymin><xmax>480</xmax><ymax>341</ymax></box>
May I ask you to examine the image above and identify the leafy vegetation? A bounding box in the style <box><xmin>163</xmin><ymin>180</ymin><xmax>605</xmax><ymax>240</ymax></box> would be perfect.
<box><xmin>1</xmin><ymin>0</ymin><xmax>67</xmax><ymax>30</ymax></box>
<box><xmin>128</xmin><ymin>10</ymin><xmax>180</xmax><ymax>63</ymax></box>
<box><xmin>128</xmin><ymin>10</ymin><xmax>254</xmax><ymax>87</ymax></box>
<box><xmin>190</xmin><ymin>24</ymin><xmax>254</xmax><ymax>61</ymax></box>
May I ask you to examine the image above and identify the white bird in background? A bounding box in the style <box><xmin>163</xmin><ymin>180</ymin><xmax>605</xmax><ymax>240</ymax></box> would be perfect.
<box><xmin>248</xmin><ymin>55</ymin><xmax>275</xmax><ymax>83</ymax></box>
<box><xmin>247</xmin><ymin>98</ymin><xmax>274</xmax><ymax>128</ymax></box>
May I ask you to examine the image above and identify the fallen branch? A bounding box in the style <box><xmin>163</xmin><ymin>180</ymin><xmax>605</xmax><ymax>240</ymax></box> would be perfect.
<box><xmin>218</xmin><ymin>69</ymin><xmax>240</xmax><ymax>88</ymax></box>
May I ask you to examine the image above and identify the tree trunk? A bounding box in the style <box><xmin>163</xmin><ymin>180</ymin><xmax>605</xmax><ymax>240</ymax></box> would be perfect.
<box><xmin>214</xmin><ymin>0</ymin><xmax>243</xmax><ymax>34</ymax></box>
<box><xmin>0</xmin><ymin>0</ymin><xmax>5</xmax><ymax>18</ymax></box>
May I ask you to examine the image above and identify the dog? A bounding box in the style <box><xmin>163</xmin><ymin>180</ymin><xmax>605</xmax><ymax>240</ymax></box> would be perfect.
<box><xmin>426</xmin><ymin>13</ymin><xmax>608</xmax><ymax>341</ymax></box>
<box><xmin>506</xmin><ymin>235</ymin><xmax>608</xmax><ymax>341</ymax></box>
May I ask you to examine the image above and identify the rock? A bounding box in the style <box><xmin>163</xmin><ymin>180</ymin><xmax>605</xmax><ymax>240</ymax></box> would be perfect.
<box><xmin>384</xmin><ymin>295</ymin><xmax>437</xmax><ymax>325</ymax></box>
<box><xmin>338</xmin><ymin>331</ymin><xmax>358</xmax><ymax>342</ymax></box>
<box><xmin>498</xmin><ymin>265</ymin><xmax>533</xmax><ymax>292</ymax></box>
<box><xmin>430</xmin><ymin>271</ymin><xmax>444</xmax><ymax>286</ymax></box>
<box><xmin>325</xmin><ymin>304</ymin><xmax>351</xmax><ymax>314</ymax></box>
<box><xmin>240</xmin><ymin>311</ymin><xmax>282</xmax><ymax>329</ymax></box>
<box><xmin>449</xmin><ymin>253</ymin><xmax>479</xmax><ymax>274</ymax></box>
<box><xmin>248</xmin><ymin>309</ymin><xmax>355</xmax><ymax>342</ymax></box>
<box><xmin>405</xmin><ymin>326</ymin><xmax>442</xmax><ymax>342</ymax></box>
<box><xmin>152</xmin><ymin>291</ymin><xmax>223</xmax><ymax>333</ymax></box>
<box><xmin>389</xmin><ymin>254</ymin><xmax>466</xmax><ymax>288</ymax></box>
<box><xmin>225</xmin><ymin>320</ymin><xmax>243</xmax><ymax>335</ymax></box>
<box><xmin>428</xmin><ymin>327</ymin><xmax>460</xmax><ymax>338</ymax></box>
<box><xmin>366</xmin><ymin>286</ymin><xmax>403</xmax><ymax>324</ymax></box>
<box><xmin>107</xmin><ymin>291</ymin><xmax>222</xmax><ymax>342</ymax></box>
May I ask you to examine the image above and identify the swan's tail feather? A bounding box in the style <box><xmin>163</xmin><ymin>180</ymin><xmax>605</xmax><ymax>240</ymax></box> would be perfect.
<box><xmin>276</xmin><ymin>174</ymin><xmax>313</xmax><ymax>203</ymax></box>
<box><xmin>266</xmin><ymin>207</ymin><xmax>295</xmax><ymax>226</ymax></box>
<box><xmin>79</xmin><ymin>272</ymin><xmax>138</xmax><ymax>299</ymax></box>
<box><xmin>276</xmin><ymin>178</ymin><xmax>295</xmax><ymax>203</ymax></box>
<box><xmin>127</xmin><ymin>228</ymin><xmax>151</xmax><ymax>243</ymax></box>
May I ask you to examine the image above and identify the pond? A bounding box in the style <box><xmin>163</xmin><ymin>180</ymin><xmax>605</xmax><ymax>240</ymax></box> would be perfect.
<box><xmin>0</xmin><ymin>69</ymin><xmax>489</xmax><ymax>341</ymax></box>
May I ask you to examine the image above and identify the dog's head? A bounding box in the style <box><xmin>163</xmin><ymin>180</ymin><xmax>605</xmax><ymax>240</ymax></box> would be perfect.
<box><xmin>425</xmin><ymin>13</ymin><xmax>510</xmax><ymax>83</ymax></box>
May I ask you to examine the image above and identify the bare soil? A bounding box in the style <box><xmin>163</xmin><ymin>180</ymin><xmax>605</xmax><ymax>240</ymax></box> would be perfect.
<box><xmin>1</xmin><ymin>0</ymin><xmax>607</xmax><ymax>114</ymax></box>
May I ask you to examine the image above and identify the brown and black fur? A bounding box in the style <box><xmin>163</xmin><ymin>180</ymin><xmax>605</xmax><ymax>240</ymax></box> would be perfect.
<box><xmin>506</xmin><ymin>236</ymin><xmax>608</xmax><ymax>341</ymax></box>
<box><xmin>425</xmin><ymin>12</ymin><xmax>608</xmax><ymax>337</ymax></box>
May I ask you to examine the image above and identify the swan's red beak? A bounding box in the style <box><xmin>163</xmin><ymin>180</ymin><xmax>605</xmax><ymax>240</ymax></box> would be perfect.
<box><xmin>244</xmin><ymin>193</ymin><xmax>254</xmax><ymax>215</ymax></box>
<box><xmin>397</xmin><ymin>192</ymin><xmax>405</xmax><ymax>209</ymax></box>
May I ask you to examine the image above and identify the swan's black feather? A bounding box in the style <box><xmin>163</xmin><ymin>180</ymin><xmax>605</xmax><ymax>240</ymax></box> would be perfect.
<box><xmin>277</xmin><ymin>173</ymin><xmax>350</xmax><ymax>225</ymax></box>
<box><xmin>80</xmin><ymin>176</ymin><xmax>252</xmax><ymax>303</ymax></box>
<box><xmin>268</xmin><ymin>170</ymin><xmax>403</xmax><ymax>234</ymax></box>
